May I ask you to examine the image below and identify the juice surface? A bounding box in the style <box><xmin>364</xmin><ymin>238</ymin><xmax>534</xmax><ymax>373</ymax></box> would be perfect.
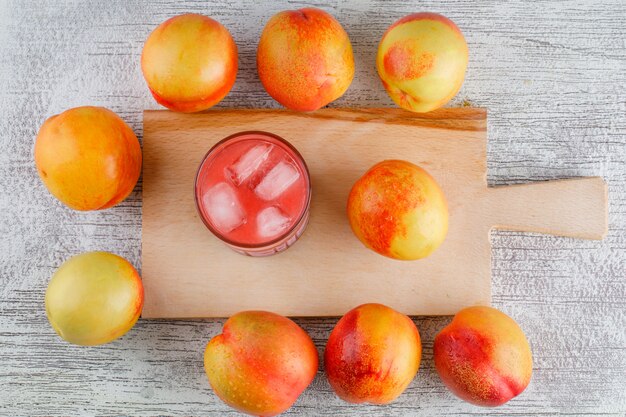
<box><xmin>196</xmin><ymin>134</ymin><xmax>309</xmax><ymax>246</ymax></box>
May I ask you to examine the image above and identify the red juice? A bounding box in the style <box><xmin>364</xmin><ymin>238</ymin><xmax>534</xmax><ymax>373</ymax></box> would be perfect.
<box><xmin>195</xmin><ymin>131</ymin><xmax>311</xmax><ymax>256</ymax></box>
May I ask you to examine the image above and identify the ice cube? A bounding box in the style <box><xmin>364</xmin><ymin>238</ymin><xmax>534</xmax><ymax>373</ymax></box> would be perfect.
<box><xmin>202</xmin><ymin>182</ymin><xmax>246</xmax><ymax>233</ymax></box>
<box><xmin>257</xmin><ymin>206</ymin><xmax>291</xmax><ymax>238</ymax></box>
<box><xmin>254</xmin><ymin>160</ymin><xmax>300</xmax><ymax>201</ymax></box>
<box><xmin>226</xmin><ymin>144</ymin><xmax>272</xmax><ymax>185</ymax></box>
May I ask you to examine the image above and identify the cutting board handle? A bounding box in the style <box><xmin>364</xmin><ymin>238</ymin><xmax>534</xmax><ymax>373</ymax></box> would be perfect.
<box><xmin>484</xmin><ymin>177</ymin><xmax>608</xmax><ymax>239</ymax></box>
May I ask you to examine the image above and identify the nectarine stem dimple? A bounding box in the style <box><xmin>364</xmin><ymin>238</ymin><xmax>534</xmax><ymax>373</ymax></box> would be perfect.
<box><xmin>298</xmin><ymin>9</ymin><xmax>310</xmax><ymax>21</ymax></box>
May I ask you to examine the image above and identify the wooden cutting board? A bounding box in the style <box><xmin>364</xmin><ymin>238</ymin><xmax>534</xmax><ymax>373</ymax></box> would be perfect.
<box><xmin>141</xmin><ymin>108</ymin><xmax>607</xmax><ymax>318</ymax></box>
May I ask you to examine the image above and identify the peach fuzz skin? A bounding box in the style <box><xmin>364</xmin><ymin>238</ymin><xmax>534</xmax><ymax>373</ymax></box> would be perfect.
<box><xmin>34</xmin><ymin>106</ymin><xmax>142</xmax><ymax>211</ymax></box>
<box><xmin>204</xmin><ymin>311</ymin><xmax>318</xmax><ymax>417</ymax></box>
<box><xmin>434</xmin><ymin>306</ymin><xmax>533</xmax><ymax>407</ymax></box>
<box><xmin>377</xmin><ymin>13</ymin><xmax>468</xmax><ymax>113</ymax></box>
<box><xmin>347</xmin><ymin>160</ymin><xmax>448</xmax><ymax>260</ymax></box>
<box><xmin>257</xmin><ymin>8</ymin><xmax>354</xmax><ymax>111</ymax></box>
<box><xmin>141</xmin><ymin>13</ymin><xmax>237</xmax><ymax>113</ymax></box>
<box><xmin>45</xmin><ymin>252</ymin><xmax>144</xmax><ymax>346</ymax></box>
<box><xmin>324</xmin><ymin>303</ymin><xmax>421</xmax><ymax>404</ymax></box>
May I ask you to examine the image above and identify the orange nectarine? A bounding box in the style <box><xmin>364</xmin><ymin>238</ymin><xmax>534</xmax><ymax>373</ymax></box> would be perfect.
<box><xmin>257</xmin><ymin>8</ymin><xmax>354</xmax><ymax>111</ymax></box>
<box><xmin>142</xmin><ymin>13</ymin><xmax>238</xmax><ymax>112</ymax></box>
<box><xmin>34</xmin><ymin>106</ymin><xmax>141</xmax><ymax>211</ymax></box>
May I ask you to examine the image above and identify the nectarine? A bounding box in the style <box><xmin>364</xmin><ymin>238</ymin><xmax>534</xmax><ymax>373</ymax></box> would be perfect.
<box><xmin>204</xmin><ymin>311</ymin><xmax>318</xmax><ymax>416</ymax></box>
<box><xmin>142</xmin><ymin>13</ymin><xmax>238</xmax><ymax>112</ymax></box>
<box><xmin>45</xmin><ymin>251</ymin><xmax>144</xmax><ymax>346</ymax></box>
<box><xmin>324</xmin><ymin>303</ymin><xmax>421</xmax><ymax>404</ymax></box>
<box><xmin>257</xmin><ymin>8</ymin><xmax>354</xmax><ymax>111</ymax></box>
<box><xmin>434</xmin><ymin>306</ymin><xmax>533</xmax><ymax>406</ymax></box>
<box><xmin>377</xmin><ymin>13</ymin><xmax>468</xmax><ymax>112</ymax></box>
<box><xmin>34</xmin><ymin>106</ymin><xmax>141</xmax><ymax>211</ymax></box>
<box><xmin>347</xmin><ymin>160</ymin><xmax>448</xmax><ymax>260</ymax></box>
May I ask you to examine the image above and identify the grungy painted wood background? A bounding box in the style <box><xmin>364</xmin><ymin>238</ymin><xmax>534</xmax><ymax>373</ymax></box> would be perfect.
<box><xmin>0</xmin><ymin>0</ymin><xmax>624</xmax><ymax>416</ymax></box>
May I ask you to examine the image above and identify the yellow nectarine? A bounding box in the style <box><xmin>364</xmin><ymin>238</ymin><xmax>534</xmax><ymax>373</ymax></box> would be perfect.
<box><xmin>377</xmin><ymin>13</ymin><xmax>468</xmax><ymax>112</ymax></box>
<box><xmin>45</xmin><ymin>251</ymin><xmax>144</xmax><ymax>346</ymax></box>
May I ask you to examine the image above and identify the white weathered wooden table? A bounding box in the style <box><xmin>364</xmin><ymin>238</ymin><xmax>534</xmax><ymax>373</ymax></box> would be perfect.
<box><xmin>1</xmin><ymin>1</ymin><xmax>624</xmax><ymax>415</ymax></box>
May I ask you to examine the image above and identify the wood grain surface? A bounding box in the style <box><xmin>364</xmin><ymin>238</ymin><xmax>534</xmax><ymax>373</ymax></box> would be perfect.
<box><xmin>142</xmin><ymin>108</ymin><xmax>606</xmax><ymax>318</ymax></box>
<box><xmin>0</xmin><ymin>0</ymin><xmax>624</xmax><ymax>416</ymax></box>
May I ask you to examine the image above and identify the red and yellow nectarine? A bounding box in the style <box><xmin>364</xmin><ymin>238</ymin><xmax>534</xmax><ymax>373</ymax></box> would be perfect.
<box><xmin>204</xmin><ymin>311</ymin><xmax>318</xmax><ymax>416</ymax></box>
<box><xmin>377</xmin><ymin>13</ymin><xmax>468</xmax><ymax>113</ymax></box>
<box><xmin>347</xmin><ymin>160</ymin><xmax>448</xmax><ymax>260</ymax></box>
<box><xmin>434</xmin><ymin>306</ymin><xmax>533</xmax><ymax>406</ymax></box>
<box><xmin>324</xmin><ymin>303</ymin><xmax>421</xmax><ymax>404</ymax></box>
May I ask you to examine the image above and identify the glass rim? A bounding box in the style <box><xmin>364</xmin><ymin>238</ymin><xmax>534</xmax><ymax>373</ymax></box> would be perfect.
<box><xmin>194</xmin><ymin>130</ymin><xmax>312</xmax><ymax>250</ymax></box>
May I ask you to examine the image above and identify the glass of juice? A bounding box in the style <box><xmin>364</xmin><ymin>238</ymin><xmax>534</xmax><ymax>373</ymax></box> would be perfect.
<box><xmin>195</xmin><ymin>131</ymin><xmax>311</xmax><ymax>256</ymax></box>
